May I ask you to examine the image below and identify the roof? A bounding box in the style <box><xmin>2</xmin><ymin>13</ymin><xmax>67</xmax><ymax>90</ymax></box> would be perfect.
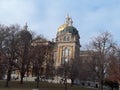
<box><xmin>57</xmin><ymin>15</ymin><xmax>79</xmax><ymax>35</ymax></box>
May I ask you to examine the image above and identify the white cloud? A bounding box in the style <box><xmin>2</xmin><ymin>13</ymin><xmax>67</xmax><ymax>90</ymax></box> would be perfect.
<box><xmin>77</xmin><ymin>1</ymin><xmax>120</xmax><ymax>46</ymax></box>
<box><xmin>0</xmin><ymin>0</ymin><xmax>36</xmax><ymax>24</ymax></box>
<box><xmin>0</xmin><ymin>0</ymin><xmax>120</xmax><ymax>45</ymax></box>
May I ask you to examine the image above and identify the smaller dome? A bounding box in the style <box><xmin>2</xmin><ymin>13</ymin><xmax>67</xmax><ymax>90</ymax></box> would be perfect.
<box><xmin>18</xmin><ymin>24</ymin><xmax>32</xmax><ymax>41</ymax></box>
<box><xmin>18</xmin><ymin>30</ymin><xmax>32</xmax><ymax>41</ymax></box>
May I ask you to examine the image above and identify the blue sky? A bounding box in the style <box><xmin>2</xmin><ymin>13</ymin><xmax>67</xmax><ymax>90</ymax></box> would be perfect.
<box><xmin>0</xmin><ymin>0</ymin><xmax>120</xmax><ymax>48</ymax></box>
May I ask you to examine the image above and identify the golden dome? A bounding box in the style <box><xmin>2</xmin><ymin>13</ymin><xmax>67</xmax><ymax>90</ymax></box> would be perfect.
<box><xmin>57</xmin><ymin>15</ymin><xmax>73</xmax><ymax>32</ymax></box>
<box><xmin>58</xmin><ymin>23</ymin><xmax>68</xmax><ymax>32</ymax></box>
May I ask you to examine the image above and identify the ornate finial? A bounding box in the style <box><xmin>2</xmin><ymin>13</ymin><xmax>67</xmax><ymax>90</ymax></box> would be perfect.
<box><xmin>65</xmin><ymin>14</ymin><xmax>70</xmax><ymax>24</ymax></box>
<box><xmin>24</xmin><ymin>22</ymin><xmax>28</xmax><ymax>30</ymax></box>
<box><xmin>65</xmin><ymin>14</ymin><xmax>73</xmax><ymax>26</ymax></box>
<box><xmin>69</xmin><ymin>18</ymin><xmax>73</xmax><ymax>26</ymax></box>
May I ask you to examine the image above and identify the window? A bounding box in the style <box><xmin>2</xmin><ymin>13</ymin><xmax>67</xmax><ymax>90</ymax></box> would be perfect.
<box><xmin>61</xmin><ymin>58</ymin><xmax>68</xmax><ymax>65</ymax></box>
<box><xmin>65</xmin><ymin>48</ymin><xmax>69</xmax><ymax>56</ymax></box>
<box><xmin>63</xmin><ymin>36</ymin><xmax>66</xmax><ymax>41</ymax></box>
<box><xmin>64</xmin><ymin>48</ymin><xmax>70</xmax><ymax>57</ymax></box>
<box><xmin>67</xmin><ymin>36</ymin><xmax>69</xmax><ymax>41</ymax></box>
<box><xmin>62</xmin><ymin>48</ymin><xmax>70</xmax><ymax>57</ymax></box>
<box><xmin>63</xmin><ymin>36</ymin><xmax>71</xmax><ymax>41</ymax></box>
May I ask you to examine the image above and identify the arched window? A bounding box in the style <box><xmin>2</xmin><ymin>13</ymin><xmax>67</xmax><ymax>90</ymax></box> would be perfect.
<box><xmin>61</xmin><ymin>48</ymin><xmax>70</xmax><ymax>65</ymax></box>
<box><xmin>64</xmin><ymin>48</ymin><xmax>70</xmax><ymax>56</ymax></box>
<box><xmin>62</xmin><ymin>48</ymin><xmax>70</xmax><ymax>56</ymax></box>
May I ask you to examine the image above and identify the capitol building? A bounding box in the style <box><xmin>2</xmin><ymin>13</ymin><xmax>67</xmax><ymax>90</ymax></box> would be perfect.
<box><xmin>54</xmin><ymin>15</ymin><xmax>81</xmax><ymax>67</ymax></box>
<box><xmin>32</xmin><ymin>15</ymin><xmax>81</xmax><ymax>68</ymax></box>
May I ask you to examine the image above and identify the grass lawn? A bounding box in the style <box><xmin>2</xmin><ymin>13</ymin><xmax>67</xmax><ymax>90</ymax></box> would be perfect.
<box><xmin>0</xmin><ymin>81</ymin><xmax>98</xmax><ymax>90</ymax></box>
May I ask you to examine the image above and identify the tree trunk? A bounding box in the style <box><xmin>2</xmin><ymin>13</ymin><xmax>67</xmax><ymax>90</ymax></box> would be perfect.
<box><xmin>71</xmin><ymin>78</ymin><xmax>74</xmax><ymax>86</ymax></box>
<box><xmin>119</xmin><ymin>82</ymin><xmax>120</xmax><ymax>90</ymax></box>
<box><xmin>36</xmin><ymin>68</ymin><xmax>40</xmax><ymax>88</ymax></box>
<box><xmin>111</xmin><ymin>86</ymin><xmax>113</xmax><ymax>90</ymax></box>
<box><xmin>20</xmin><ymin>71</ymin><xmax>24</xmax><ymax>84</ymax></box>
<box><xmin>36</xmin><ymin>74</ymin><xmax>40</xmax><ymax>88</ymax></box>
<box><xmin>5</xmin><ymin>68</ymin><xmax>11</xmax><ymax>87</ymax></box>
<box><xmin>99</xmin><ymin>79</ymin><xmax>103</xmax><ymax>90</ymax></box>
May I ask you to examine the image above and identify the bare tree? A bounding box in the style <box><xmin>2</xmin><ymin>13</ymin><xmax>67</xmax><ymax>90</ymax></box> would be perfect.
<box><xmin>0</xmin><ymin>25</ymin><xmax>11</xmax><ymax>81</ymax></box>
<box><xmin>86</xmin><ymin>31</ymin><xmax>115</xmax><ymax>90</ymax></box>
<box><xmin>45</xmin><ymin>43</ymin><xmax>55</xmax><ymax>80</ymax></box>
<box><xmin>68</xmin><ymin>58</ymin><xmax>81</xmax><ymax>85</ymax></box>
<box><xmin>31</xmin><ymin>36</ymin><xmax>50</xmax><ymax>88</ymax></box>
<box><xmin>17</xmin><ymin>25</ymin><xmax>32</xmax><ymax>84</ymax></box>
<box><xmin>108</xmin><ymin>46</ymin><xmax>120</xmax><ymax>90</ymax></box>
<box><xmin>32</xmin><ymin>45</ymin><xmax>46</xmax><ymax>88</ymax></box>
<box><xmin>0</xmin><ymin>53</ymin><xmax>3</xmax><ymax>79</ymax></box>
<box><xmin>1</xmin><ymin>25</ymin><xmax>20</xmax><ymax>87</ymax></box>
<box><xmin>0</xmin><ymin>25</ymin><xmax>12</xmax><ymax>77</ymax></box>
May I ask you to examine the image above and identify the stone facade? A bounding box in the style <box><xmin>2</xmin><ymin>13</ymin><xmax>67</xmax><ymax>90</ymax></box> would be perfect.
<box><xmin>30</xmin><ymin>15</ymin><xmax>81</xmax><ymax>69</ymax></box>
<box><xmin>54</xmin><ymin>15</ymin><xmax>81</xmax><ymax>67</ymax></box>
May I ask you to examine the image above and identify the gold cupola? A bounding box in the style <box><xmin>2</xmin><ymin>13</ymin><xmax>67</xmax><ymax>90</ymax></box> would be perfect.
<box><xmin>57</xmin><ymin>15</ymin><xmax>73</xmax><ymax>32</ymax></box>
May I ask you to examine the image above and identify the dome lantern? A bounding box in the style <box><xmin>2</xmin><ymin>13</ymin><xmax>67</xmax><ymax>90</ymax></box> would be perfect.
<box><xmin>57</xmin><ymin>15</ymin><xmax>79</xmax><ymax>36</ymax></box>
<box><xmin>65</xmin><ymin>14</ymin><xmax>73</xmax><ymax>26</ymax></box>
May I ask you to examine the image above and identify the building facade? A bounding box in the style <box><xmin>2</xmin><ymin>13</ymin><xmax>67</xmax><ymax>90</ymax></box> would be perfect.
<box><xmin>31</xmin><ymin>15</ymin><xmax>81</xmax><ymax>69</ymax></box>
<box><xmin>54</xmin><ymin>15</ymin><xmax>81</xmax><ymax>67</ymax></box>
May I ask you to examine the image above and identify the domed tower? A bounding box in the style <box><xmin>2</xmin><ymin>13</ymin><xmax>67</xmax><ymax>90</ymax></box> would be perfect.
<box><xmin>18</xmin><ymin>23</ymin><xmax>32</xmax><ymax>42</ymax></box>
<box><xmin>55</xmin><ymin>15</ymin><xmax>81</xmax><ymax>67</ymax></box>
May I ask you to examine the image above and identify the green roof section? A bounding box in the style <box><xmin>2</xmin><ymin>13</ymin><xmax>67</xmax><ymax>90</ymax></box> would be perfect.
<box><xmin>58</xmin><ymin>26</ymin><xmax>79</xmax><ymax>35</ymax></box>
